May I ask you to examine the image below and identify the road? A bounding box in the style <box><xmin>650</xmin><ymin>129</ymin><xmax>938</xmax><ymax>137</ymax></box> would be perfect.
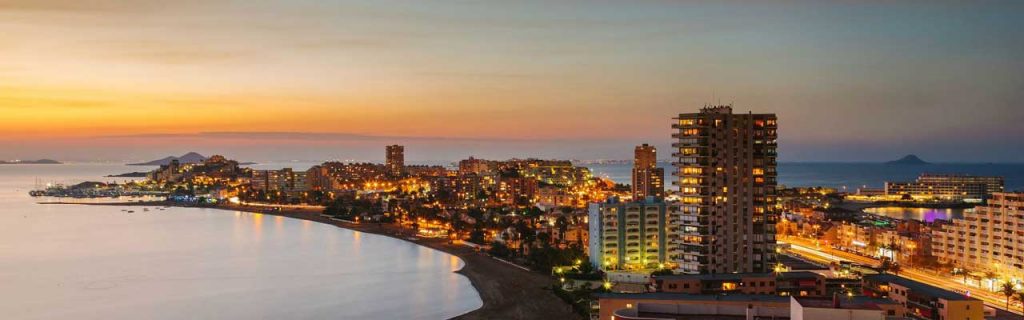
<box><xmin>781</xmin><ymin>237</ymin><xmax>1022</xmax><ymax>316</ymax></box>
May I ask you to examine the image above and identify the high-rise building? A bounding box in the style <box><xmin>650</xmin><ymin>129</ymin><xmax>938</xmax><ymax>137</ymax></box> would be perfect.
<box><xmin>632</xmin><ymin>144</ymin><xmax>664</xmax><ymax>199</ymax></box>
<box><xmin>588</xmin><ymin>197</ymin><xmax>678</xmax><ymax>271</ymax></box>
<box><xmin>386</xmin><ymin>145</ymin><xmax>404</xmax><ymax>177</ymax></box>
<box><xmin>673</xmin><ymin>105</ymin><xmax>778</xmax><ymax>274</ymax></box>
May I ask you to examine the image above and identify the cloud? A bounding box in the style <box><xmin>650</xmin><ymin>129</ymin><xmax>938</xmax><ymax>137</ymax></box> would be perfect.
<box><xmin>108</xmin><ymin>48</ymin><xmax>247</xmax><ymax>65</ymax></box>
<box><xmin>415</xmin><ymin>71</ymin><xmax>540</xmax><ymax>79</ymax></box>
<box><xmin>0</xmin><ymin>0</ymin><xmax>210</xmax><ymax>13</ymax></box>
<box><xmin>93</xmin><ymin>131</ymin><xmax>546</xmax><ymax>143</ymax></box>
<box><xmin>76</xmin><ymin>39</ymin><xmax>253</xmax><ymax>65</ymax></box>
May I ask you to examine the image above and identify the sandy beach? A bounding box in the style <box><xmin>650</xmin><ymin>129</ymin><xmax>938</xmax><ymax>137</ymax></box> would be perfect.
<box><xmin>41</xmin><ymin>201</ymin><xmax>579</xmax><ymax>320</ymax></box>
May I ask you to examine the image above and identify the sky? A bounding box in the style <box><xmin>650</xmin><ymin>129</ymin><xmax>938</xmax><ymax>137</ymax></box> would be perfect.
<box><xmin>1</xmin><ymin>0</ymin><xmax>1022</xmax><ymax>163</ymax></box>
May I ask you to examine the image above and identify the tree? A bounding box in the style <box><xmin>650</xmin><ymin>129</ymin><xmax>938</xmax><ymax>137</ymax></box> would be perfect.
<box><xmin>513</xmin><ymin>220</ymin><xmax>537</xmax><ymax>253</ymax></box>
<box><xmin>578</xmin><ymin>260</ymin><xmax>595</xmax><ymax>275</ymax></box>
<box><xmin>467</xmin><ymin>208</ymin><xmax>485</xmax><ymax>221</ymax></box>
<box><xmin>469</xmin><ymin>228</ymin><xmax>486</xmax><ymax>244</ymax></box>
<box><xmin>1001</xmin><ymin>282</ymin><xmax>1016</xmax><ymax>310</ymax></box>
<box><xmin>651</xmin><ymin>269</ymin><xmax>674</xmax><ymax>276</ymax></box>
<box><xmin>537</xmin><ymin>232</ymin><xmax>552</xmax><ymax>248</ymax></box>
<box><xmin>1016</xmin><ymin>291</ymin><xmax>1024</xmax><ymax>317</ymax></box>
<box><xmin>952</xmin><ymin>268</ymin><xmax>968</xmax><ymax>283</ymax></box>
<box><xmin>555</xmin><ymin>215</ymin><xmax>569</xmax><ymax>242</ymax></box>
<box><xmin>488</xmin><ymin>241</ymin><xmax>511</xmax><ymax>258</ymax></box>
<box><xmin>450</xmin><ymin>210</ymin><xmax>464</xmax><ymax>234</ymax></box>
<box><xmin>879</xmin><ymin>259</ymin><xmax>892</xmax><ymax>274</ymax></box>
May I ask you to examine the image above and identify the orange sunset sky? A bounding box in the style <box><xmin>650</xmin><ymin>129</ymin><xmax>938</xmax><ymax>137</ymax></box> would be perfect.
<box><xmin>1</xmin><ymin>1</ymin><xmax>1022</xmax><ymax>162</ymax></box>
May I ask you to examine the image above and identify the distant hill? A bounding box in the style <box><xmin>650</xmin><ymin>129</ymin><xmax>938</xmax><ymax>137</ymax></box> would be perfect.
<box><xmin>0</xmin><ymin>159</ymin><xmax>62</xmax><ymax>164</ymax></box>
<box><xmin>106</xmin><ymin>171</ymin><xmax>150</xmax><ymax>177</ymax></box>
<box><xmin>885</xmin><ymin>154</ymin><xmax>930</xmax><ymax>165</ymax></box>
<box><xmin>128</xmin><ymin>152</ymin><xmax>207</xmax><ymax>166</ymax></box>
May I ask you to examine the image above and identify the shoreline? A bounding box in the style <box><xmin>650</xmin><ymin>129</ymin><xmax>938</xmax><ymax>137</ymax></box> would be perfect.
<box><xmin>40</xmin><ymin>200</ymin><xmax>579</xmax><ymax>320</ymax></box>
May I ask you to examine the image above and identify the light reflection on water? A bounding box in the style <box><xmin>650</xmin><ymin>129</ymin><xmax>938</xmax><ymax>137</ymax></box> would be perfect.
<box><xmin>863</xmin><ymin>207</ymin><xmax>968</xmax><ymax>222</ymax></box>
<box><xmin>0</xmin><ymin>164</ymin><xmax>481</xmax><ymax>319</ymax></box>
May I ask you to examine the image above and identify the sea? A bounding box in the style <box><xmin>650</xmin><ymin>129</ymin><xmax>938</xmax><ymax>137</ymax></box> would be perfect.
<box><xmin>0</xmin><ymin>164</ymin><xmax>481</xmax><ymax>320</ymax></box>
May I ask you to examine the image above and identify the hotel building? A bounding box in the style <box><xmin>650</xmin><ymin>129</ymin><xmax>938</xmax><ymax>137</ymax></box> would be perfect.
<box><xmin>885</xmin><ymin>174</ymin><xmax>1004</xmax><ymax>202</ymax></box>
<box><xmin>589</xmin><ymin>197</ymin><xmax>678</xmax><ymax>271</ymax></box>
<box><xmin>250</xmin><ymin>168</ymin><xmax>309</xmax><ymax>193</ymax></box>
<box><xmin>386</xmin><ymin>145</ymin><xmax>404</xmax><ymax>177</ymax></box>
<box><xmin>631</xmin><ymin>144</ymin><xmax>665</xmax><ymax>200</ymax></box>
<box><xmin>673</xmin><ymin>105</ymin><xmax>779</xmax><ymax>274</ymax></box>
<box><xmin>932</xmin><ymin>192</ymin><xmax>1024</xmax><ymax>280</ymax></box>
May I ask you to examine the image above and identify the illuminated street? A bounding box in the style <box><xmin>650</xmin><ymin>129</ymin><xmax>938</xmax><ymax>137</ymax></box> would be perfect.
<box><xmin>782</xmin><ymin>237</ymin><xmax>1023</xmax><ymax>316</ymax></box>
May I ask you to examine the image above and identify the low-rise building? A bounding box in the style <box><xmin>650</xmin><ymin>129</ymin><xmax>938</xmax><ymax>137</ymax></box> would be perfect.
<box><xmin>862</xmin><ymin>274</ymin><xmax>984</xmax><ymax>320</ymax></box>
<box><xmin>650</xmin><ymin>271</ymin><xmax>827</xmax><ymax>297</ymax></box>
<box><xmin>594</xmin><ymin>293</ymin><xmax>901</xmax><ymax>320</ymax></box>
<box><xmin>594</xmin><ymin>292</ymin><xmax>790</xmax><ymax>320</ymax></box>
<box><xmin>791</xmin><ymin>296</ymin><xmax>903</xmax><ymax>320</ymax></box>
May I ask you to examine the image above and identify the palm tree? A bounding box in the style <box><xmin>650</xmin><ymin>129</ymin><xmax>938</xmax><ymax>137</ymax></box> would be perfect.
<box><xmin>555</xmin><ymin>215</ymin><xmax>569</xmax><ymax>243</ymax></box>
<box><xmin>879</xmin><ymin>258</ymin><xmax>893</xmax><ymax>274</ymax></box>
<box><xmin>1001</xmin><ymin>282</ymin><xmax>1016</xmax><ymax>309</ymax></box>
<box><xmin>1016</xmin><ymin>290</ymin><xmax>1024</xmax><ymax>317</ymax></box>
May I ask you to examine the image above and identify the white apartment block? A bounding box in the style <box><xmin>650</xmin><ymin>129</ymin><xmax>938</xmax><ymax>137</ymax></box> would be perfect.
<box><xmin>933</xmin><ymin>192</ymin><xmax>1024</xmax><ymax>279</ymax></box>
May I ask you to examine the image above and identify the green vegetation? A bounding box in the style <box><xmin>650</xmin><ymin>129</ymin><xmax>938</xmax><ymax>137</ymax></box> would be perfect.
<box><xmin>552</xmin><ymin>285</ymin><xmax>597</xmax><ymax>318</ymax></box>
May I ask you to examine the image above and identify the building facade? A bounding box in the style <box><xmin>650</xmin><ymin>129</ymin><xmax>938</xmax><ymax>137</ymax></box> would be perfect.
<box><xmin>589</xmin><ymin>197</ymin><xmax>678</xmax><ymax>271</ymax></box>
<box><xmin>885</xmin><ymin>174</ymin><xmax>1004</xmax><ymax>202</ymax></box>
<box><xmin>386</xmin><ymin>145</ymin><xmax>404</xmax><ymax>177</ymax></box>
<box><xmin>651</xmin><ymin>271</ymin><xmax>827</xmax><ymax>297</ymax></box>
<box><xmin>863</xmin><ymin>274</ymin><xmax>984</xmax><ymax>320</ymax></box>
<box><xmin>673</xmin><ymin>105</ymin><xmax>779</xmax><ymax>274</ymax></box>
<box><xmin>631</xmin><ymin>144</ymin><xmax>664</xmax><ymax>200</ymax></box>
<box><xmin>250</xmin><ymin>168</ymin><xmax>309</xmax><ymax>193</ymax></box>
<box><xmin>932</xmin><ymin>192</ymin><xmax>1024</xmax><ymax>280</ymax></box>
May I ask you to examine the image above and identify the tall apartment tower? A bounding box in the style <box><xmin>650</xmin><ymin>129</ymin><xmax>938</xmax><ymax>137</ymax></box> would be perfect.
<box><xmin>673</xmin><ymin>105</ymin><xmax>778</xmax><ymax>274</ymax></box>
<box><xmin>632</xmin><ymin>144</ymin><xmax>665</xmax><ymax>199</ymax></box>
<box><xmin>386</xmin><ymin>145</ymin><xmax>404</xmax><ymax>177</ymax></box>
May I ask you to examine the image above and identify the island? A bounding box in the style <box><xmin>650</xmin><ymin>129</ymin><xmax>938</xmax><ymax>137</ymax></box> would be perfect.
<box><xmin>128</xmin><ymin>152</ymin><xmax>208</xmax><ymax>166</ymax></box>
<box><xmin>0</xmin><ymin>159</ymin><xmax>61</xmax><ymax>164</ymax></box>
<box><xmin>885</xmin><ymin>154</ymin><xmax>930</xmax><ymax>165</ymax></box>
<box><xmin>128</xmin><ymin>152</ymin><xmax>256</xmax><ymax>166</ymax></box>
<box><xmin>106</xmin><ymin>171</ymin><xmax>150</xmax><ymax>178</ymax></box>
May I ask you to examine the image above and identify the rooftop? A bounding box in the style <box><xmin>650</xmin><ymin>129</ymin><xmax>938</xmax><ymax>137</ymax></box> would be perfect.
<box><xmin>864</xmin><ymin>274</ymin><xmax>975</xmax><ymax>301</ymax></box>
<box><xmin>795</xmin><ymin>296</ymin><xmax>893</xmax><ymax>310</ymax></box>
<box><xmin>653</xmin><ymin>271</ymin><xmax>821</xmax><ymax>282</ymax></box>
<box><xmin>594</xmin><ymin>292</ymin><xmax>790</xmax><ymax>303</ymax></box>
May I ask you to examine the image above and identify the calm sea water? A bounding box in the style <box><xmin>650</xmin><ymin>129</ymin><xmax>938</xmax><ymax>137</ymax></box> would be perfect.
<box><xmin>586</xmin><ymin>162</ymin><xmax>1024</xmax><ymax>191</ymax></box>
<box><xmin>0</xmin><ymin>164</ymin><xmax>481</xmax><ymax>320</ymax></box>
<box><xmin>862</xmin><ymin>207</ymin><xmax>967</xmax><ymax>222</ymax></box>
